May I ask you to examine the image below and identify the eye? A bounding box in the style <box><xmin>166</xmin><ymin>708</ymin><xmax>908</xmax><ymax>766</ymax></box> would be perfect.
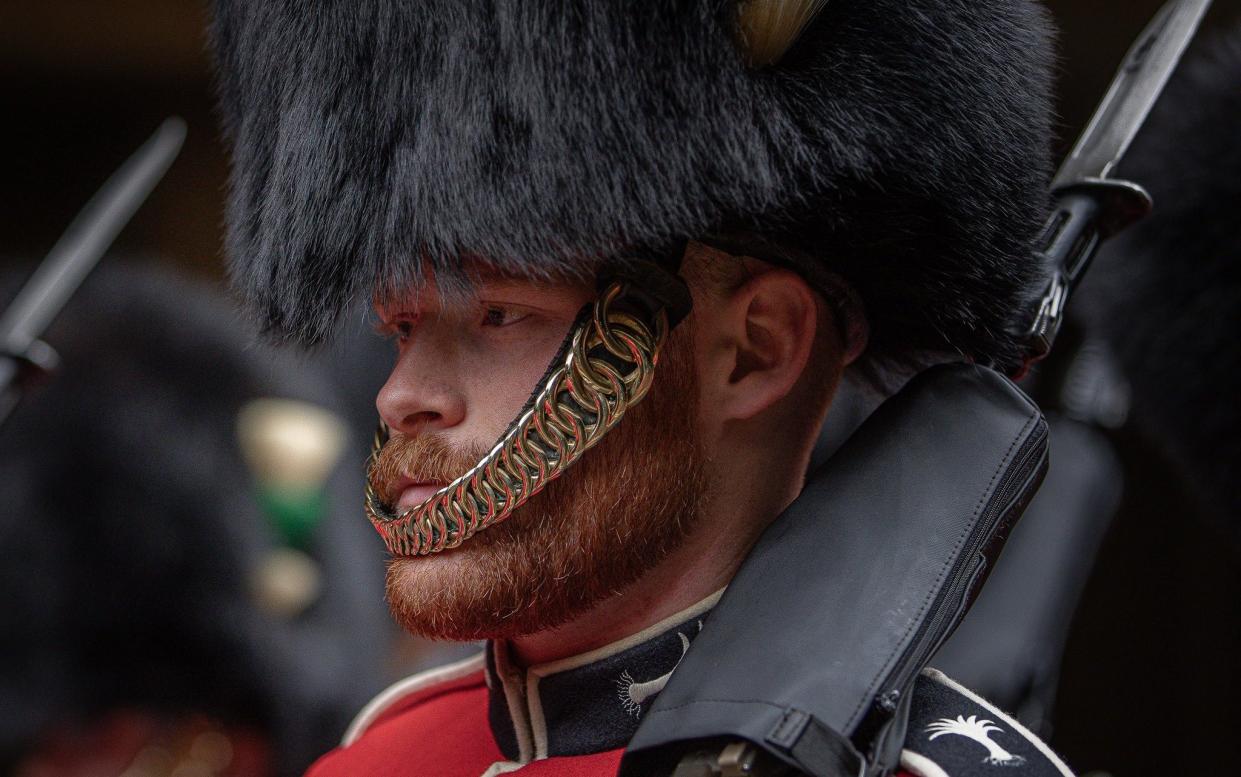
<box><xmin>373</xmin><ymin>317</ymin><xmax>416</xmax><ymax>344</ymax></box>
<box><xmin>481</xmin><ymin>306</ymin><xmax>529</xmax><ymax>328</ymax></box>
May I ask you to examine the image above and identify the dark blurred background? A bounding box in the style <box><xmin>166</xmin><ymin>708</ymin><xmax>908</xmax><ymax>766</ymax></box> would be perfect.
<box><xmin>2</xmin><ymin>2</ymin><xmax>1239</xmax><ymax>776</ymax></box>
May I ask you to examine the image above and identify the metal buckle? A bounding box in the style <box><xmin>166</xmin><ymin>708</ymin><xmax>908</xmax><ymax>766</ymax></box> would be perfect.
<box><xmin>671</xmin><ymin>741</ymin><xmax>798</xmax><ymax>777</ymax></box>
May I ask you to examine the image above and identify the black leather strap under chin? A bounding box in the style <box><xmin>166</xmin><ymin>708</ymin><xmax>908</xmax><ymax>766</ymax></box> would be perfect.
<box><xmin>602</xmin><ymin>255</ymin><xmax>694</xmax><ymax>330</ymax></box>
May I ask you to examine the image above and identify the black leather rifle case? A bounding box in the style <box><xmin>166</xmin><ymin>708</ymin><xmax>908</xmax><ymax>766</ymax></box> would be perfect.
<box><xmin>621</xmin><ymin>363</ymin><xmax>1050</xmax><ymax>777</ymax></box>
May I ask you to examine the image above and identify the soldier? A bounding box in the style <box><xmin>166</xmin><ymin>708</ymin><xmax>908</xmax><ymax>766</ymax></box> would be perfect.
<box><xmin>208</xmin><ymin>1</ymin><xmax>1077</xmax><ymax>774</ymax></box>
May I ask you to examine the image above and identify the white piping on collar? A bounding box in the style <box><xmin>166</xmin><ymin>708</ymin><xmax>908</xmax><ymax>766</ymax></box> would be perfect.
<box><xmin>492</xmin><ymin>636</ymin><xmax>535</xmax><ymax>763</ymax></box>
<box><xmin>528</xmin><ymin>587</ymin><xmax>726</xmax><ymax>679</ymax></box>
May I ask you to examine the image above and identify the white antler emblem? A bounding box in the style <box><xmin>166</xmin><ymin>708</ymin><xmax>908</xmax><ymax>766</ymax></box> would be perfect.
<box><xmin>926</xmin><ymin>715</ymin><xmax>1026</xmax><ymax>766</ymax></box>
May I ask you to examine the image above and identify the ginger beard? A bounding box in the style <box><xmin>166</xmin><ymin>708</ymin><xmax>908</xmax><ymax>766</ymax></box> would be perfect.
<box><xmin>371</xmin><ymin>319</ymin><xmax>707</xmax><ymax>641</ymax></box>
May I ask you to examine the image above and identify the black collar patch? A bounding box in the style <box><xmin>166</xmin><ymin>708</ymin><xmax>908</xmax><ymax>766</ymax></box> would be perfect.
<box><xmin>484</xmin><ymin>595</ymin><xmax>718</xmax><ymax>762</ymax></box>
<box><xmin>901</xmin><ymin>669</ymin><xmax>1075</xmax><ymax>777</ymax></box>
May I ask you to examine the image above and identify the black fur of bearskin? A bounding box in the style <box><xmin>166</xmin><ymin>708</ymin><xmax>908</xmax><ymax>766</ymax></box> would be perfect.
<box><xmin>210</xmin><ymin>0</ymin><xmax>1055</xmax><ymax>366</ymax></box>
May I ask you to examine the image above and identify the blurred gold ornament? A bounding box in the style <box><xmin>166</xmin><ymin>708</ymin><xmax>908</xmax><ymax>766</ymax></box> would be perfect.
<box><xmin>237</xmin><ymin>398</ymin><xmax>347</xmax><ymax>488</ymax></box>
<box><xmin>735</xmin><ymin>0</ymin><xmax>830</xmax><ymax>67</ymax></box>
<box><xmin>252</xmin><ymin>546</ymin><xmax>323</xmax><ymax>618</ymax></box>
<box><xmin>239</xmin><ymin>398</ymin><xmax>348</xmax><ymax>549</ymax></box>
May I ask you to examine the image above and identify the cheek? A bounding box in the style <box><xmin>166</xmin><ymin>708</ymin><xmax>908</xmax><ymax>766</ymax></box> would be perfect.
<box><xmin>458</xmin><ymin>325</ymin><xmax>572</xmax><ymax>439</ymax></box>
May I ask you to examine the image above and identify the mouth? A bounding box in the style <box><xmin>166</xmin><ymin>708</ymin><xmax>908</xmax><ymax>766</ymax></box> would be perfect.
<box><xmin>390</xmin><ymin>476</ymin><xmax>448</xmax><ymax>511</ymax></box>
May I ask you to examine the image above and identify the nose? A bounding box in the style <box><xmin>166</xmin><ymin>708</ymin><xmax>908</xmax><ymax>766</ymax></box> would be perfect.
<box><xmin>376</xmin><ymin>344</ymin><xmax>467</xmax><ymax>436</ymax></box>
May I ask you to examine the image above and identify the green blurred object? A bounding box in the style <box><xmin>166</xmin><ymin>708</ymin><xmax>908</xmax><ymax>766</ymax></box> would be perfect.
<box><xmin>236</xmin><ymin>397</ymin><xmax>348</xmax><ymax>548</ymax></box>
<box><xmin>256</xmin><ymin>483</ymin><xmax>328</xmax><ymax>550</ymax></box>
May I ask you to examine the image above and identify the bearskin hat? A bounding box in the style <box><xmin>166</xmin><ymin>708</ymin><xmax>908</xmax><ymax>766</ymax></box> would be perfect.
<box><xmin>1079</xmin><ymin>27</ymin><xmax>1241</xmax><ymax>532</ymax></box>
<box><xmin>210</xmin><ymin>0</ymin><xmax>1054</xmax><ymax>367</ymax></box>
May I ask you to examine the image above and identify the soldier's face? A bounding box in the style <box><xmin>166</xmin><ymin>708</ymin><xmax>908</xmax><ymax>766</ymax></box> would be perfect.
<box><xmin>371</xmin><ymin>276</ymin><xmax>708</xmax><ymax>640</ymax></box>
<box><xmin>374</xmin><ymin>277</ymin><xmax>595</xmax><ymax>483</ymax></box>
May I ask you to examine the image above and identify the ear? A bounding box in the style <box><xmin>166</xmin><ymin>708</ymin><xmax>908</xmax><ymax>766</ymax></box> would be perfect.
<box><xmin>714</xmin><ymin>269</ymin><xmax>819</xmax><ymax>421</ymax></box>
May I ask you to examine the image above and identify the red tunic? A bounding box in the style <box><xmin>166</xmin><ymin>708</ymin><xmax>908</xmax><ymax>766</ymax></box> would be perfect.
<box><xmin>306</xmin><ymin>658</ymin><xmax>625</xmax><ymax>777</ymax></box>
<box><xmin>305</xmin><ymin>656</ymin><xmax>922</xmax><ymax>777</ymax></box>
<box><xmin>306</xmin><ymin>600</ymin><xmax>1072</xmax><ymax>777</ymax></box>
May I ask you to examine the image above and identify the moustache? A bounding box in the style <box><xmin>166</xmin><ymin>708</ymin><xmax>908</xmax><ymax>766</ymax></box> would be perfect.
<box><xmin>367</xmin><ymin>433</ymin><xmax>489</xmax><ymax>509</ymax></box>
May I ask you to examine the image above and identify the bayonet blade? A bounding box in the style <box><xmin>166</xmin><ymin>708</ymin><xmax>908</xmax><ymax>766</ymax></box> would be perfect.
<box><xmin>1053</xmin><ymin>0</ymin><xmax>1211</xmax><ymax>190</ymax></box>
<box><xmin>1018</xmin><ymin>0</ymin><xmax>1213</xmax><ymax>373</ymax></box>
<box><xmin>0</xmin><ymin>117</ymin><xmax>187</xmax><ymax>354</ymax></box>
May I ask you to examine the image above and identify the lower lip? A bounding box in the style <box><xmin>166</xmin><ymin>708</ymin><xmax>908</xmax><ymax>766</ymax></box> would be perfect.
<box><xmin>397</xmin><ymin>483</ymin><xmax>445</xmax><ymax>510</ymax></box>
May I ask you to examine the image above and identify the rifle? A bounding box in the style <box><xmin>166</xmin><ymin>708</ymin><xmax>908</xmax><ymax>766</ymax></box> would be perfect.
<box><xmin>0</xmin><ymin>118</ymin><xmax>186</xmax><ymax>426</ymax></box>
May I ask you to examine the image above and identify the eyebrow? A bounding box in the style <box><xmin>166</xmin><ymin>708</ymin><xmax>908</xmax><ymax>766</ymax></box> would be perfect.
<box><xmin>373</xmin><ymin>258</ymin><xmax>593</xmax><ymax>313</ymax></box>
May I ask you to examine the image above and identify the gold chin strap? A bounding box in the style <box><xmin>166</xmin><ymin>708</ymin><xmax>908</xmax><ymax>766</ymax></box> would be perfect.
<box><xmin>365</xmin><ymin>280</ymin><xmax>668</xmax><ymax>557</ymax></box>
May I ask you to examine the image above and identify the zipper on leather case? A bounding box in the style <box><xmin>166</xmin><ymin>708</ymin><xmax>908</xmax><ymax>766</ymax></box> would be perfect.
<box><xmin>869</xmin><ymin>416</ymin><xmax>1050</xmax><ymax>726</ymax></box>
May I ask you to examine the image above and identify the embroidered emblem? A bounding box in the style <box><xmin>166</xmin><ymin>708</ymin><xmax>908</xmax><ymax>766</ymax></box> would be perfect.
<box><xmin>926</xmin><ymin>714</ymin><xmax>1027</xmax><ymax>767</ymax></box>
<box><xmin>616</xmin><ymin>623</ymin><xmax>699</xmax><ymax>718</ymax></box>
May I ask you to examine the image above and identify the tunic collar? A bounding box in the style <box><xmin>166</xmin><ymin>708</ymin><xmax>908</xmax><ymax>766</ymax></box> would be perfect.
<box><xmin>484</xmin><ymin>589</ymin><xmax>723</xmax><ymax>762</ymax></box>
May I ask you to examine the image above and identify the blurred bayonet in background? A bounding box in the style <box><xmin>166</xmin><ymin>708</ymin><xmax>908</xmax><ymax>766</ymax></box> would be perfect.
<box><xmin>0</xmin><ymin>117</ymin><xmax>186</xmax><ymax>426</ymax></box>
<box><xmin>1021</xmin><ymin>0</ymin><xmax>1212</xmax><ymax>370</ymax></box>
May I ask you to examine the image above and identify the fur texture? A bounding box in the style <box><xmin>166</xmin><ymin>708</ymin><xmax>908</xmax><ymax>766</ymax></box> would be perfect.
<box><xmin>210</xmin><ymin>0</ymin><xmax>1054</xmax><ymax>365</ymax></box>
<box><xmin>1080</xmin><ymin>28</ymin><xmax>1241</xmax><ymax>529</ymax></box>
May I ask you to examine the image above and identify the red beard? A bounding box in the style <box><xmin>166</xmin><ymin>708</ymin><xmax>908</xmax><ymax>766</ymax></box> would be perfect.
<box><xmin>370</xmin><ymin>324</ymin><xmax>706</xmax><ymax>641</ymax></box>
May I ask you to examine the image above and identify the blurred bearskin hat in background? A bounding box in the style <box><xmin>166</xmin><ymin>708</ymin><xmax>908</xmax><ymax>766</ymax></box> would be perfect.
<box><xmin>1078</xmin><ymin>27</ymin><xmax>1241</xmax><ymax>536</ymax></box>
<box><xmin>0</xmin><ymin>262</ymin><xmax>391</xmax><ymax>775</ymax></box>
<box><xmin>210</xmin><ymin>0</ymin><xmax>1054</xmax><ymax>368</ymax></box>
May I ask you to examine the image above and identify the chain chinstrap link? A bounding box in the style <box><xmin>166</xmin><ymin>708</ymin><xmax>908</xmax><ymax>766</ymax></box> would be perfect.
<box><xmin>364</xmin><ymin>281</ymin><xmax>668</xmax><ymax>556</ymax></box>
